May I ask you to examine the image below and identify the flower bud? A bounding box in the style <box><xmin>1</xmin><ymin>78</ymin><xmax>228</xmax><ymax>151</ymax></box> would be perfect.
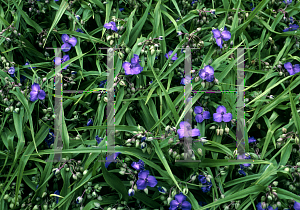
<box><xmin>183</xmin><ymin>187</ymin><xmax>188</xmax><ymax>195</ymax></box>
<box><xmin>216</xmin><ymin>128</ymin><xmax>220</xmax><ymax>135</ymax></box>
<box><xmin>219</xmin><ymin>128</ymin><xmax>224</xmax><ymax>136</ymax></box>
<box><xmin>143</xmin><ymin>188</ymin><xmax>148</xmax><ymax>194</ymax></box>
<box><xmin>261</xmin><ymin>202</ymin><xmax>267</xmax><ymax>209</ymax></box>
<box><xmin>110</xmin><ymin>40</ymin><xmax>114</xmax><ymax>45</ymax></box>
<box><xmin>201</xmin><ymin>81</ymin><xmax>205</xmax><ymax>88</ymax></box>
<box><xmin>167</xmin><ymin>197</ymin><xmax>172</xmax><ymax>204</ymax></box>
<box><xmin>73</xmin><ymin>174</ymin><xmax>77</xmax><ymax>180</ymax></box>
<box><xmin>282</xmin><ymin>127</ymin><xmax>287</xmax><ymax>133</ymax></box>
<box><xmin>197</xmin><ymin>148</ymin><xmax>203</xmax><ymax>156</ymax></box>
<box><xmin>103</xmin><ymin>97</ymin><xmax>108</xmax><ymax>102</ymax></box>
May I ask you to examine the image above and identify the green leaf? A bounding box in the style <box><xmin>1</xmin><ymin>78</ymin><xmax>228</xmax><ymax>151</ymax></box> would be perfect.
<box><xmin>133</xmin><ymin>192</ymin><xmax>161</xmax><ymax>208</ymax></box>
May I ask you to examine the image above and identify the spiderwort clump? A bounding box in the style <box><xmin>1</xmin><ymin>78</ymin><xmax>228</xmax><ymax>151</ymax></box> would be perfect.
<box><xmin>30</xmin><ymin>83</ymin><xmax>46</xmax><ymax>102</ymax></box>
<box><xmin>177</xmin><ymin>121</ymin><xmax>200</xmax><ymax>139</ymax></box>
<box><xmin>122</xmin><ymin>54</ymin><xmax>143</xmax><ymax>75</ymax></box>
<box><xmin>165</xmin><ymin>50</ymin><xmax>178</xmax><ymax>61</ymax></box>
<box><xmin>213</xmin><ymin>105</ymin><xmax>232</xmax><ymax>123</ymax></box>
<box><xmin>212</xmin><ymin>27</ymin><xmax>231</xmax><ymax>48</ymax></box>
<box><xmin>61</xmin><ymin>34</ymin><xmax>77</xmax><ymax>52</ymax></box>
<box><xmin>283</xmin><ymin>24</ymin><xmax>299</xmax><ymax>32</ymax></box>
<box><xmin>169</xmin><ymin>192</ymin><xmax>192</xmax><ymax>210</ymax></box>
<box><xmin>105</xmin><ymin>152</ymin><xmax>121</xmax><ymax>168</ymax></box>
<box><xmin>104</xmin><ymin>21</ymin><xmax>118</xmax><ymax>32</ymax></box>
<box><xmin>284</xmin><ymin>62</ymin><xmax>300</xmax><ymax>75</ymax></box>
<box><xmin>53</xmin><ymin>190</ymin><xmax>60</xmax><ymax>204</ymax></box>
<box><xmin>199</xmin><ymin>65</ymin><xmax>215</xmax><ymax>82</ymax></box>
<box><xmin>136</xmin><ymin>170</ymin><xmax>157</xmax><ymax>190</ymax></box>
<box><xmin>194</xmin><ymin>106</ymin><xmax>211</xmax><ymax>123</ymax></box>
<box><xmin>131</xmin><ymin>159</ymin><xmax>145</xmax><ymax>171</ymax></box>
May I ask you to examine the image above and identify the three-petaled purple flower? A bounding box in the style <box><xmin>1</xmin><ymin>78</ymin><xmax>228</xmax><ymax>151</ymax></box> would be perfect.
<box><xmin>199</xmin><ymin>65</ymin><xmax>215</xmax><ymax>82</ymax></box>
<box><xmin>53</xmin><ymin>190</ymin><xmax>60</xmax><ymax>204</ymax></box>
<box><xmin>122</xmin><ymin>54</ymin><xmax>143</xmax><ymax>75</ymax></box>
<box><xmin>136</xmin><ymin>170</ymin><xmax>157</xmax><ymax>190</ymax></box>
<box><xmin>61</xmin><ymin>34</ymin><xmax>77</xmax><ymax>52</ymax></box>
<box><xmin>8</xmin><ymin>67</ymin><xmax>15</xmax><ymax>77</ymax></box>
<box><xmin>212</xmin><ymin>27</ymin><xmax>231</xmax><ymax>48</ymax></box>
<box><xmin>131</xmin><ymin>159</ymin><xmax>145</xmax><ymax>171</ymax></box>
<box><xmin>105</xmin><ymin>152</ymin><xmax>121</xmax><ymax>168</ymax></box>
<box><xmin>283</xmin><ymin>0</ymin><xmax>292</xmax><ymax>5</ymax></box>
<box><xmin>54</xmin><ymin>55</ymin><xmax>70</xmax><ymax>70</ymax></box>
<box><xmin>169</xmin><ymin>192</ymin><xmax>192</xmax><ymax>210</ymax></box>
<box><xmin>294</xmin><ymin>201</ymin><xmax>300</xmax><ymax>210</ymax></box>
<box><xmin>165</xmin><ymin>51</ymin><xmax>178</xmax><ymax>61</ymax></box>
<box><xmin>95</xmin><ymin>135</ymin><xmax>103</xmax><ymax>144</ymax></box>
<box><xmin>198</xmin><ymin>175</ymin><xmax>212</xmax><ymax>193</ymax></box>
<box><xmin>284</xmin><ymin>62</ymin><xmax>300</xmax><ymax>75</ymax></box>
<box><xmin>194</xmin><ymin>106</ymin><xmax>210</xmax><ymax>123</ymax></box>
<box><xmin>283</xmin><ymin>24</ymin><xmax>299</xmax><ymax>32</ymax></box>
<box><xmin>180</xmin><ymin>76</ymin><xmax>193</xmax><ymax>85</ymax></box>
<box><xmin>213</xmin><ymin>105</ymin><xmax>232</xmax><ymax>122</ymax></box>
<box><xmin>177</xmin><ymin>121</ymin><xmax>200</xmax><ymax>139</ymax></box>
<box><xmin>30</xmin><ymin>83</ymin><xmax>46</xmax><ymax>102</ymax></box>
<box><xmin>104</xmin><ymin>21</ymin><xmax>118</xmax><ymax>32</ymax></box>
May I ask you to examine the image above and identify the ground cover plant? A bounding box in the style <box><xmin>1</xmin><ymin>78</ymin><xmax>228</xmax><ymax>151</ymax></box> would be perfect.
<box><xmin>1</xmin><ymin>0</ymin><xmax>300</xmax><ymax>209</ymax></box>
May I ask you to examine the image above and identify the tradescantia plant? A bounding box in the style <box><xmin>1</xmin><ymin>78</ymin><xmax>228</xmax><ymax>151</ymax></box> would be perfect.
<box><xmin>1</xmin><ymin>0</ymin><xmax>300</xmax><ymax>210</ymax></box>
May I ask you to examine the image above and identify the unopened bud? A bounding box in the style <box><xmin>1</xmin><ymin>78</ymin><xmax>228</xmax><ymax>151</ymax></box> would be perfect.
<box><xmin>282</xmin><ymin>127</ymin><xmax>287</xmax><ymax>133</ymax></box>
<box><xmin>216</xmin><ymin>128</ymin><xmax>220</xmax><ymax>135</ymax></box>
<box><xmin>219</xmin><ymin>128</ymin><xmax>224</xmax><ymax>136</ymax></box>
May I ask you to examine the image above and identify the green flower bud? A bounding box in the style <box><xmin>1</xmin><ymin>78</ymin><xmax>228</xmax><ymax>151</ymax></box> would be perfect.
<box><xmin>216</xmin><ymin>128</ymin><xmax>220</xmax><ymax>135</ymax></box>
<box><xmin>110</xmin><ymin>40</ymin><xmax>114</xmax><ymax>45</ymax></box>
<box><xmin>282</xmin><ymin>127</ymin><xmax>287</xmax><ymax>133</ymax></box>
<box><xmin>4</xmin><ymin>194</ymin><xmax>9</xmax><ymax>200</ymax></box>
<box><xmin>14</xmin><ymin>108</ymin><xmax>19</xmax><ymax>113</ymax></box>
<box><xmin>225</xmin><ymin>127</ymin><xmax>229</xmax><ymax>134</ymax></box>
<box><xmin>183</xmin><ymin>187</ymin><xmax>188</xmax><ymax>195</ymax></box>
<box><xmin>43</xmin><ymin>204</ymin><xmax>48</xmax><ymax>210</ymax></box>
<box><xmin>197</xmin><ymin>148</ymin><xmax>203</xmax><ymax>156</ymax></box>
<box><xmin>33</xmin><ymin>205</ymin><xmax>39</xmax><ymax>210</ymax></box>
<box><xmin>94</xmin><ymin>202</ymin><xmax>100</xmax><ymax>208</ymax></box>
<box><xmin>144</xmin><ymin>188</ymin><xmax>148</xmax><ymax>194</ymax></box>
<box><xmin>103</xmin><ymin>97</ymin><xmax>108</xmax><ymax>102</ymax></box>
<box><xmin>219</xmin><ymin>128</ymin><xmax>224</xmax><ymax>136</ymax></box>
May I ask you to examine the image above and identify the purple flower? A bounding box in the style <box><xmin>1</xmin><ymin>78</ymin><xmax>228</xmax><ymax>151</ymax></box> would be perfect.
<box><xmin>45</xmin><ymin>129</ymin><xmax>55</xmax><ymax>148</ymax></box>
<box><xmin>30</xmin><ymin>83</ymin><xmax>46</xmax><ymax>102</ymax></box>
<box><xmin>122</xmin><ymin>54</ymin><xmax>143</xmax><ymax>75</ymax></box>
<box><xmin>24</xmin><ymin>62</ymin><xmax>36</xmax><ymax>70</ymax></box>
<box><xmin>105</xmin><ymin>152</ymin><xmax>121</xmax><ymax>168</ymax></box>
<box><xmin>53</xmin><ymin>190</ymin><xmax>60</xmax><ymax>204</ymax></box>
<box><xmin>194</xmin><ymin>106</ymin><xmax>210</xmax><ymax>123</ymax></box>
<box><xmin>290</xmin><ymin>17</ymin><xmax>294</xmax><ymax>23</ymax></box>
<box><xmin>95</xmin><ymin>135</ymin><xmax>103</xmax><ymax>144</ymax></box>
<box><xmin>283</xmin><ymin>0</ymin><xmax>292</xmax><ymax>5</ymax></box>
<box><xmin>212</xmin><ymin>28</ymin><xmax>231</xmax><ymax>48</ymax></box>
<box><xmin>36</xmin><ymin>184</ymin><xmax>39</xmax><ymax>189</ymax></box>
<box><xmin>294</xmin><ymin>201</ymin><xmax>300</xmax><ymax>210</ymax></box>
<box><xmin>54</xmin><ymin>55</ymin><xmax>70</xmax><ymax>70</ymax></box>
<box><xmin>283</xmin><ymin>24</ymin><xmax>299</xmax><ymax>32</ymax></box>
<box><xmin>213</xmin><ymin>105</ymin><xmax>232</xmax><ymax>123</ymax></box>
<box><xmin>75</xmin><ymin>15</ymin><xmax>80</xmax><ymax>20</ymax></box>
<box><xmin>136</xmin><ymin>170</ymin><xmax>157</xmax><ymax>190</ymax></box>
<box><xmin>199</xmin><ymin>65</ymin><xmax>215</xmax><ymax>82</ymax></box>
<box><xmin>198</xmin><ymin>175</ymin><xmax>207</xmax><ymax>184</ymax></box>
<box><xmin>165</xmin><ymin>51</ymin><xmax>178</xmax><ymax>61</ymax></box>
<box><xmin>191</xmin><ymin>0</ymin><xmax>197</xmax><ymax>5</ymax></box>
<box><xmin>284</xmin><ymin>62</ymin><xmax>300</xmax><ymax>75</ymax></box>
<box><xmin>87</xmin><ymin>119</ymin><xmax>93</xmax><ymax>126</ymax></box>
<box><xmin>158</xmin><ymin>186</ymin><xmax>167</xmax><ymax>194</ymax></box>
<box><xmin>104</xmin><ymin>21</ymin><xmax>118</xmax><ymax>32</ymax></box>
<box><xmin>8</xmin><ymin>67</ymin><xmax>15</xmax><ymax>77</ymax></box>
<box><xmin>169</xmin><ymin>193</ymin><xmax>192</xmax><ymax>210</ymax></box>
<box><xmin>76</xmin><ymin>28</ymin><xmax>84</xmax><ymax>33</ymax></box>
<box><xmin>180</xmin><ymin>76</ymin><xmax>193</xmax><ymax>85</ymax></box>
<box><xmin>131</xmin><ymin>160</ymin><xmax>145</xmax><ymax>171</ymax></box>
<box><xmin>61</xmin><ymin>34</ymin><xmax>77</xmax><ymax>52</ymax></box>
<box><xmin>119</xmin><ymin>8</ymin><xmax>124</xmax><ymax>11</ymax></box>
<box><xmin>177</xmin><ymin>121</ymin><xmax>200</xmax><ymax>139</ymax></box>
<box><xmin>128</xmin><ymin>189</ymin><xmax>135</xmax><ymax>196</ymax></box>
<box><xmin>99</xmin><ymin>80</ymin><xmax>107</xmax><ymax>88</ymax></box>
<box><xmin>198</xmin><ymin>201</ymin><xmax>208</xmax><ymax>210</ymax></box>
<box><xmin>238</xmin><ymin>169</ymin><xmax>247</xmax><ymax>176</ymax></box>
<box><xmin>248</xmin><ymin>136</ymin><xmax>256</xmax><ymax>143</ymax></box>
<box><xmin>201</xmin><ymin>184</ymin><xmax>212</xmax><ymax>193</ymax></box>
<box><xmin>141</xmin><ymin>137</ymin><xmax>146</xmax><ymax>142</ymax></box>
<box><xmin>238</xmin><ymin>153</ymin><xmax>251</xmax><ymax>167</ymax></box>
<box><xmin>251</xmin><ymin>7</ymin><xmax>255</xmax><ymax>11</ymax></box>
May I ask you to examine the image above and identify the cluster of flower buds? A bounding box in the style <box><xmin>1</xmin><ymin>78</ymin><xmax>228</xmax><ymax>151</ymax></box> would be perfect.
<box><xmin>36</xmin><ymin>29</ymin><xmax>49</xmax><ymax>48</ymax></box>
<box><xmin>2</xmin><ymin>182</ymin><xmax>25</xmax><ymax>209</ymax></box>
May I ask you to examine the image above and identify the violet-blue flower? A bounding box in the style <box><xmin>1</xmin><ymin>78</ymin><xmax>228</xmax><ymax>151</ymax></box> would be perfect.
<box><xmin>87</xmin><ymin>119</ymin><xmax>93</xmax><ymax>126</ymax></box>
<box><xmin>283</xmin><ymin>24</ymin><xmax>299</xmax><ymax>32</ymax></box>
<box><xmin>284</xmin><ymin>62</ymin><xmax>300</xmax><ymax>75</ymax></box>
<box><xmin>238</xmin><ymin>153</ymin><xmax>251</xmax><ymax>168</ymax></box>
<box><xmin>105</xmin><ymin>152</ymin><xmax>121</xmax><ymax>168</ymax></box>
<box><xmin>122</xmin><ymin>54</ymin><xmax>143</xmax><ymax>75</ymax></box>
<box><xmin>248</xmin><ymin>136</ymin><xmax>256</xmax><ymax>143</ymax></box>
<box><xmin>251</xmin><ymin>7</ymin><xmax>255</xmax><ymax>11</ymax></box>
<box><xmin>136</xmin><ymin>170</ymin><xmax>157</xmax><ymax>190</ymax></box>
<box><xmin>294</xmin><ymin>201</ymin><xmax>300</xmax><ymax>210</ymax></box>
<box><xmin>201</xmin><ymin>183</ymin><xmax>212</xmax><ymax>193</ymax></box>
<box><xmin>194</xmin><ymin>106</ymin><xmax>210</xmax><ymax>123</ymax></box>
<box><xmin>169</xmin><ymin>192</ymin><xmax>192</xmax><ymax>210</ymax></box>
<box><xmin>119</xmin><ymin>8</ymin><xmax>124</xmax><ymax>11</ymax></box>
<box><xmin>158</xmin><ymin>186</ymin><xmax>167</xmax><ymax>194</ymax></box>
<box><xmin>61</xmin><ymin>34</ymin><xmax>77</xmax><ymax>52</ymax></box>
<box><xmin>76</xmin><ymin>28</ymin><xmax>84</xmax><ymax>33</ymax></box>
<box><xmin>213</xmin><ymin>105</ymin><xmax>232</xmax><ymax>123</ymax></box>
<box><xmin>53</xmin><ymin>190</ymin><xmax>60</xmax><ymax>204</ymax></box>
<box><xmin>30</xmin><ymin>83</ymin><xmax>46</xmax><ymax>102</ymax></box>
<box><xmin>177</xmin><ymin>121</ymin><xmax>200</xmax><ymax>139</ymax></box>
<box><xmin>283</xmin><ymin>0</ymin><xmax>292</xmax><ymax>5</ymax></box>
<box><xmin>165</xmin><ymin>50</ymin><xmax>178</xmax><ymax>61</ymax></box>
<box><xmin>8</xmin><ymin>67</ymin><xmax>15</xmax><ymax>77</ymax></box>
<box><xmin>99</xmin><ymin>80</ymin><xmax>107</xmax><ymax>88</ymax></box>
<box><xmin>212</xmin><ymin>28</ymin><xmax>231</xmax><ymax>48</ymax></box>
<box><xmin>238</xmin><ymin>169</ymin><xmax>247</xmax><ymax>176</ymax></box>
<box><xmin>199</xmin><ymin>65</ymin><xmax>215</xmax><ymax>82</ymax></box>
<box><xmin>180</xmin><ymin>76</ymin><xmax>193</xmax><ymax>85</ymax></box>
<box><xmin>95</xmin><ymin>135</ymin><xmax>103</xmax><ymax>144</ymax></box>
<box><xmin>45</xmin><ymin>129</ymin><xmax>55</xmax><ymax>148</ymax></box>
<box><xmin>54</xmin><ymin>55</ymin><xmax>70</xmax><ymax>70</ymax></box>
<box><xmin>198</xmin><ymin>175</ymin><xmax>207</xmax><ymax>184</ymax></box>
<box><xmin>104</xmin><ymin>21</ymin><xmax>118</xmax><ymax>32</ymax></box>
<box><xmin>131</xmin><ymin>159</ymin><xmax>145</xmax><ymax>171</ymax></box>
<box><xmin>24</xmin><ymin>62</ymin><xmax>36</xmax><ymax>70</ymax></box>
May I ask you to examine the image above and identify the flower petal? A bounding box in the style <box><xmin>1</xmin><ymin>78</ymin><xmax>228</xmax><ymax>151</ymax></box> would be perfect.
<box><xmin>30</xmin><ymin>91</ymin><xmax>38</xmax><ymax>102</ymax></box>
<box><xmin>195</xmin><ymin>114</ymin><xmax>204</xmax><ymax>123</ymax></box>
<box><xmin>194</xmin><ymin>106</ymin><xmax>203</xmax><ymax>114</ymax></box>
<box><xmin>62</xmin><ymin>55</ymin><xmax>70</xmax><ymax>62</ymax></box>
<box><xmin>190</xmin><ymin>128</ymin><xmax>200</xmax><ymax>137</ymax></box>
<box><xmin>213</xmin><ymin>113</ymin><xmax>222</xmax><ymax>123</ymax></box>
<box><xmin>204</xmin><ymin>65</ymin><xmax>214</xmax><ymax>75</ymax></box>
<box><xmin>129</xmin><ymin>66</ymin><xmax>143</xmax><ymax>75</ymax></box>
<box><xmin>181</xmin><ymin>201</ymin><xmax>192</xmax><ymax>210</ymax></box>
<box><xmin>180</xmin><ymin>121</ymin><xmax>191</xmax><ymax>129</ymax></box>
<box><xmin>136</xmin><ymin>179</ymin><xmax>147</xmax><ymax>190</ymax></box>
<box><xmin>38</xmin><ymin>90</ymin><xmax>46</xmax><ymax>100</ymax></box>
<box><xmin>222</xmin><ymin>113</ymin><xmax>232</xmax><ymax>122</ymax></box>
<box><xmin>221</xmin><ymin>30</ymin><xmax>231</xmax><ymax>41</ymax></box>
<box><xmin>177</xmin><ymin>128</ymin><xmax>185</xmax><ymax>139</ymax></box>
<box><xmin>131</xmin><ymin>54</ymin><xmax>140</xmax><ymax>65</ymax></box>
<box><xmin>216</xmin><ymin>37</ymin><xmax>223</xmax><ymax>48</ymax></box>
<box><xmin>216</xmin><ymin>105</ymin><xmax>227</xmax><ymax>114</ymax></box>
<box><xmin>146</xmin><ymin>175</ymin><xmax>157</xmax><ymax>187</ymax></box>
<box><xmin>212</xmin><ymin>29</ymin><xmax>221</xmax><ymax>38</ymax></box>
<box><xmin>31</xmin><ymin>83</ymin><xmax>41</xmax><ymax>92</ymax></box>
<box><xmin>61</xmin><ymin>34</ymin><xmax>69</xmax><ymax>43</ymax></box>
<box><xmin>122</xmin><ymin>62</ymin><xmax>131</xmax><ymax>72</ymax></box>
<box><xmin>138</xmin><ymin>170</ymin><xmax>149</xmax><ymax>179</ymax></box>
<box><xmin>61</xmin><ymin>43</ymin><xmax>71</xmax><ymax>52</ymax></box>
<box><xmin>169</xmin><ymin>200</ymin><xmax>180</xmax><ymax>210</ymax></box>
<box><xmin>199</xmin><ymin>69</ymin><xmax>206</xmax><ymax>80</ymax></box>
<box><xmin>203</xmin><ymin>111</ymin><xmax>211</xmax><ymax>119</ymax></box>
<box><xmin>68</xmin><ymin>37</ymin><xmax>77</xmax><ymax>47</ymax></box>
<box><xmin>284</xmin><ymin>62</ymin><xmax>294</xmax><ymax>75</ymax></box>
<box><xmin>206</xmin><ymin>75</ymin><xmax>215</xmax><ymax>82</ymax></box>
<box><xmin>294</xmin><ymin>64</ymin><xmax>300</xmax><ymax>74</ymax></box>
<box><xmin>174</xmin><ymin>193</ymin><xmax>187</xmax><ymax>203</ymax></box>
